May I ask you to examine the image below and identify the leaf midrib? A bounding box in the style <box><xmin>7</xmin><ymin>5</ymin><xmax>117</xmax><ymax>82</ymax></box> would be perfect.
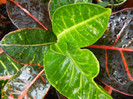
<box><xmin>57</xmin><ymin>9</ymin><xmax>109</xmax><ymax>38</ymax></box>
<box><xmin>67</xmin><ymin>51</ymin><xmax>87</xmax><ymax>76</ymax></box>
<box><xmin>0</xmin><ymin>42</ymin><xmax>55</xmax><ymax>47</ymax></box>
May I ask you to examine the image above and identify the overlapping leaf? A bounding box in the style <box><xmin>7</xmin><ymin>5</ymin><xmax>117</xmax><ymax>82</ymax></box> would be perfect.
<box><xmin>44</xmin><ymin>3</ymin><xmax>112</xmax><ymax>99</ymax></box>
<box><xmin>52</xmin><ymin>3</ymin><xmax>111</xmax><ymax>47</ymax></box>
<box><xmin>44</xmin><ymin>45</ymin><xmax>112</xmax><ymax>99</ymax></box>
<box><xmin>6</xmin><ymin>0</ymin><xmax>51</xmax><ymax>30</ymax></box>
<box><xmin>88</xmin><ymin>8</ymin><xmax>133</xmax><ymax>96</ymax></box>
<box><xmin>2</xmin><ymin>65</ymin><xmax>50</xmax><ymax>99</ymax></box>
<box><xmin>0</xmin><ymin>28</ymin><xmax>57</xmax><ymax>66</ymax></box>
<box><xmin>0</xmin><ymin>51</ymin><xmax>23</xmax><ymax>80</ymax></box>
<box><xmin>49</xmin><ymin>0</ymin><xmax>92</xmax><ymax>18</ymax></box>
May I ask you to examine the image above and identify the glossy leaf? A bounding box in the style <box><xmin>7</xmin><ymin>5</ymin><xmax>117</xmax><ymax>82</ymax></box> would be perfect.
<box><xmin>44</xmin><ymin>45</ymin><xmax>112</xmax><ymax>99</ymax></box>
<box><xmin>0</xmin><ymin>28</ymin><xmax>57</xmax><ymax>66</ymax></box>
<box><xmin>52</xmin><ymin>3</ymin><xmax>111</xmax><ymax>47</ymax></box>
<box><xmin>88</xmin><ymin>8</ymin><xmax>133</xmax><ymax>96</ymax></box>
<box><xmin>49</xmin><ymin>0</ymin><xmax>92</xmax><ymax>19</ymax></box>
<box><xmin>0</xmin><ymin>51</ymin><xmax>23</xmax><ymax>80</ymax></box>
<box><xmin>2</xmin><ymin>65</ymin><xmax>50</xmax><ymax>99</ymax></box>
<box><xmin>7</xmin><ymin>0</ymin><xmax>51</xmax><ymax>30</ymax></box>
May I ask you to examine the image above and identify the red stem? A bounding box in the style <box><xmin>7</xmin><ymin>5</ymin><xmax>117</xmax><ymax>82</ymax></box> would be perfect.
<box><xmin>5</xmin><ymin>52</ymin><xmax>43</xmax><ymax>67</ymax></box>
<box><xmin>97</xmin><ymin>78</ymin><xmax>133</xmax><ymax>96</ymax></box>
<box><xmin>105</xmin><ymin>49</ymin><xmax>111</xmax><ymax>77</ymax></box>
<box><xmin>113</xmin><ymin>19</ymin><xmax>132</xmax><ymax>46</ymax></box>
<box><xmin>19</xmin><ymin>69</ymin><xmax>44</xmax><ymax>99</ymax></box>
<box><xmin>104</xmin><ymin>85</ymin><xmax>112</xmax><ymax>94</ymax></box>
<box><xmin>88</xmin><ymin>45</ymin><xmax>133</xmax><ymax>52</ymax></box>
<box><xmin>0</xmin><ymin>75</ymin><xmax>13</xmax><ymax>80</ymax></box>
<box><xmin>120</xmin><ymin>50</ymin><xmax>133</xmax><ymax>81</ymax></box>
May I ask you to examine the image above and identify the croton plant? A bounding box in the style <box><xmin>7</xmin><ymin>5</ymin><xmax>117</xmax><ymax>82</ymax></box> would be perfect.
<box><xmin>0</xmin><ymin>0</ymin><xmax>132</xmax><ymax>99</ymax></box>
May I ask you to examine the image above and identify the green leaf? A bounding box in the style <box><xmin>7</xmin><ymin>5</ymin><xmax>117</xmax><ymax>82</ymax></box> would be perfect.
<box><xmin>50</xmin><ymin>41</ymin><xmax>67</xmax><ymax>55</ymax></box>
<box><xmin>0</xmin><ymin>51</ymin><xmax>23</xmax><ymax>79</ymax></box>
<box><xmin>0</xmin><ymin>28</ymin><xmax>57</xmax><ymax>66</ymax></box>
<box><xmin>49</xmin><ymin>0</ymin><xmax>92</xmax><ymax>18</ymax></box>
<box><xmin>2</xmin><ymin>65</ymin><xmax>50</xmax><ymax>99</ymax></box>
<box><xmin>52</xmin><ymin>3</ymin><xmax>111</xmax><ymax>47</ymax></box>
<box><xmin>44</xmin><ymin>45</ymin><xmax>112</xmax><ymax>99</ymax></box>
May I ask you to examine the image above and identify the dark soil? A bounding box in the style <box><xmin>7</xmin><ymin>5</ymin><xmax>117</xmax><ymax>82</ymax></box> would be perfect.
<box><xmin>0</xmin><ymin>4</ymin><xmax>17</xmax><ymax>40</ymax></box>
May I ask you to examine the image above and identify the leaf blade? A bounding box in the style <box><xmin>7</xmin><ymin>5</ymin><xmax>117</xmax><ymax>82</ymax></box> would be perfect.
<box><xmin>0</xmin><ymin>52</ymin><xmax>23</xmax><ymax>79</ymax></box>
<box><xmin>44</xmin><ymin>45</ymin><xmax>112</xmax><ymax>99</ymax></box>
<box><xmin>49</xmin><ymin>0</ymin><xmax>92</xmax><ymax>18</ymax></box>
<box><xmin>2</xmin><ymin>65</ymin><xmax>50</xmax><ymax>99</ymax></box>
<box><xmin>0</xmin><ymin>28</ymin><xmax>57</xmax><ymax>66</ymax></box>
<box><xmin>7</xmin><ymin>0</ymin><xmax>51</xmax><ymax>30</ymax></box>
<box><xmin>88</xmin><ymin>8</ymin><xmax>133</xmax><ymax>96</ymax></box>
<box><xmin>52</xmin><ymin>3</ymin><xmax>111</xmax><ymax>47</ymax></box>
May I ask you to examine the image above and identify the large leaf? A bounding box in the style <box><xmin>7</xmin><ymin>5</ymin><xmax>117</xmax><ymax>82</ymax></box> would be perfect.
<box><xmin>0</xmin><ymin>50</ymin><xmax>23</xmax><ymax>80</ymax></box>
<box><xmin>88</xmin><ymin>8</ymin><xmax>133</xmax><ymax>96</ymax></box>
<box><xmin>52</xmin><ymin>3</ymin><xmax>111</xmax><ymax>47</ymax></box>
<box><xmin>44</xmin><ymin>45</ymin><xmax>112</xmax><ymax>99</ymax></box>
<box><xmin>7</xmin><ymin>0</ymin><xmax>51</xmax><ymax>30</ymax></box>
<box><xmin>2</xmin><ymin>65</ymin><xmax>50</xmax><ymax>99</ymax></box>
<box><xmin>48</xmin><ymin>0</ymin><xmax>92</xmax><ymax>18</ymax></box>
<box><xmin>0</xmin><ymin>28</ymin><xmax>57</xmax><ymax>66</ymax></box>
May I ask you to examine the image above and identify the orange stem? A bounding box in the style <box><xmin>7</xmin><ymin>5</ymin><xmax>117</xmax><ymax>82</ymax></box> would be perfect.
<box><xmin>104</xmin><ymin>85</ymin><xmax>112</xmax><ymax>95</ymax></box>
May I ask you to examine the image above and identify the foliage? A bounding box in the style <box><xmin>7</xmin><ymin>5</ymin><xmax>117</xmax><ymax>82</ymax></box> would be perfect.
<box><xmin>88</xmin><ymin>8</ymin><xmax>133</xmax><ymax>96</ymax></box>
<box><xmin>44</xmin><ymin>3</ymin><xmax>112</xmax><ymax>99</ymax></box>
<box><xmin>1</xmin><ymin>0</ymin><xmax>132</xmax><ymax>98</ymax></box>
<box><xmin>48</xmin><ymin>0</ymin><xmax>92</xmax><ymax>18</ymax></box>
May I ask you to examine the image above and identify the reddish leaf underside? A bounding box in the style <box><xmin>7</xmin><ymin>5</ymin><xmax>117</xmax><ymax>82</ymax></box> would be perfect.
<box><xmin>2</xmin><ymin>66</ymin><xmax>50</xmax><ymax>99</ymax></box>
<box><xmin>88</xmin><ymin>8</ymin><xmax>133</xmax><ymax>96</ymax></box>
<box><xmin>6</xmin><ymin>0</ymin><xmax>51</xmax><ymax>30</ymax></box>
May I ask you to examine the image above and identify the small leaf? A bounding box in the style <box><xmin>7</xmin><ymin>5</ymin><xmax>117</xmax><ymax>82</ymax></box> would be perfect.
<box><xmin>2</xmin><ymin>65</ymin><xmax>50</xmax><ymax>99</ymax></box>
<box><xmin>52</xmin><ymin>3</ymin><xmax>111</xmax><ymax>47</ymax></box>
<box><xmin>49</xmin><ymin>0</ymin><xmax>92</xmax><ymax>18</ymax></box>
<box><xmin>88</xmin><ymin>8</ymin><xmax>133</xmax><ymax>96</ymax></box>
<box><xmin>44</xmin><ymin>45</ymin><xmax>112</xmax><ymax>99</ymax></box>
<box><xmin>0</xmin><ymin>28</ymin><xmax>57</xmax><ymax>66</ymax></box>
<box><xmin>7</xmin><ymin>0</ymin><xmax>51</xmax><ymax>30</ymax></box>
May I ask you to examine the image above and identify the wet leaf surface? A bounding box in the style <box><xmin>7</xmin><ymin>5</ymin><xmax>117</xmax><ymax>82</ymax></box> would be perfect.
<box><xmin>88</xmin><ymin>8</ymin><xmax>133</xmax><ymax>96</ymax></box>
<box><xmin>0</xmin><ymin>51</ymin><xmax>23</xmax><ymax>80</ymax></box>
<box><xmin>45</xmin><ymin>45</ymin><xmax>112</xmax><ymax>99</ymax></box>
<box><xmin>2</xmin><ymin>65</ymin><xmax>50</xmax><ymax>99</ymax></box>
<box><xmin>0</xmin><ymin>28</ymin><xmax>57</xmax><ymax>66</ymax></box>
<box><xmin>44</xmin><ymin>3</ymin><xmax>112</xmax><ymax>99</ymax></box>
<box><xmin>6</xmin><ymin>0</ymin><xmax>52</xmax><ymax>30</ymax></box>
<box><xmin>52</xmin><ymin>3</ymin><xmax>111</xmax><ymax>47</ymax></box>
<box><xmin>49</xmin><ymin>0</ymin><xmax>92</xmax><ymax>19</ymax></box>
